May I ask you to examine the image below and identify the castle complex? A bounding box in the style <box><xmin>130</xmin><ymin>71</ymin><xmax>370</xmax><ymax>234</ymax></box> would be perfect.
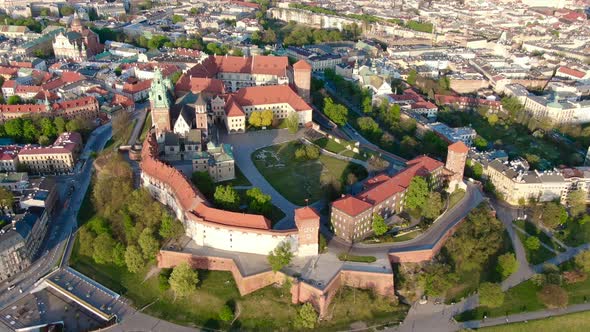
<box><xmin>331</xmin><ymin>142</ymin><xmax>468</xmax><ymax>242</ymax></box>
<box><xmin>52</xmin><ymin>13</ymin><xmax>103</xmax><ymax>62</ymax></box>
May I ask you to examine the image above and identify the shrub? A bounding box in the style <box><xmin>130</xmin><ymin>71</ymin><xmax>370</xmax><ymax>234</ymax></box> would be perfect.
<box><xmin>537</xmin><ymin>284</ymin><xmax>568</xmax><ymax>308</ymax></box>
<box><xmin>338</xmin><ymin>253</ymin><xmax>377</xmax><ymax>263</ymax></box>
<box><xmin>219</xmin><ymin>305</ymin><xmax>234</xmax><ymax>322</ymax></box>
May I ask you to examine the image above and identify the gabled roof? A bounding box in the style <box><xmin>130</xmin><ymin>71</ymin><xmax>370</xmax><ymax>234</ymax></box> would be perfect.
<box><xmin>293</xmin><ymin>60</ymin><xmax>312</xmax><ymax>70</ymax></box>
<box><xmin>332</xmin><ymin>195</ymin><xmax>373</xmax><ymax>217</ymax></box>
<box><xmin>232</xmin><ymin>85</ymin><xmax>312</xmax><ymax>112</ymax></box>
<box><xmin>448</xmin><ymin>141</ymin><xmax>469</xmax><ymax>154</ymax></box>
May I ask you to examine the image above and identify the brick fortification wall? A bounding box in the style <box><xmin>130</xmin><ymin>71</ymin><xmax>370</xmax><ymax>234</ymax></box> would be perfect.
<box><xmin>158</xmin><ymin>250</ymin><xmax>395</xmax><ymax>318</ymax></box>
<box><xmin>388</xmin><ymin>218</ymin><xmax>465</xmax><ymax>263</ymax></box>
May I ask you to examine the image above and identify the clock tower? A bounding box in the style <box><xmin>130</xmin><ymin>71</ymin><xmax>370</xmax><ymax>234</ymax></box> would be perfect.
<box><xmin>294</xmin><ymin>206</ymin><xmax>320</xmax><ymax>256</ymax></box>
<box><xmin>149</xmin><ymin>68</ymin><xmax>172</xmax><ymax>139</ymax></box>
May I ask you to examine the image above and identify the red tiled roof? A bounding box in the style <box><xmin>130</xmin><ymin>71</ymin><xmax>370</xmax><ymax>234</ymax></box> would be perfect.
<box><xmin>332</xmin><ymin>195</ymin><xmax>373</xmax><ymax>216</ymax></box>
<box><xmin>230</xmin><ymin>0</ymin><xmax>260</xmax><ymax>8</ymax></box>
<box><xmin>0</xmin><ymin>66</ymin><xmax>18</xmax><ymax>76</ymax></box>
<box><xmin>61</xmin><ymin>71</ymin><xmax>85</xmax><ymax>83</ymax></box>
<box><xmin>2</xmin><ymin>80</ymin><xmax>16</xmax><ymax>89</ymax></box>
<box><xmin>224</xmin><ymin>95</ymin><xmax>245</xmax><ymax>117</ymax></box>
<box><xmin>42</xmin><ymin>78</ymin><xmax>66</xmax><ymax>91</ymax></box>
<box><xmin>557</xmin><ymin>66</ymin><xmax>585</xmax><ymax>79</ymax></box>
<box><xmin>448</xmin><ymin>141</ymin><xmax>469</xmax><ymax>154</ymax></box>
<box><xmin>19</xmin><ymin>132</ymin><xmax>81</xmax><ymax>155</ymax></box>
<box><xmin>411</xmin><ymin>101</ymin><xmax>437</xmax><ymax>110</ymax></box>
<box><xmin>53</xmin><ymin>96</ymin><xmax>98</xmax><ymax>110</ymax></box>
<box><xmin>0</xmin><ymin>104</ymin><xmax>46</xmax><ymax>114</ymax></box>
<box><xmin>15</xmin><ymin>85</ymin><xmax>41</xmax><ymax>94</ymax></box>
<box><xmin>123</xmin><ymin>79</ymin><xmax>152</xmax><ymax>94</ymax></box>
<box><xmin>189</xmin><ymin>77</ymin><xmax>225</xmax><ymax>94</ymax></box>
<box><xmin>233</xmin><ymin>85</ymin><xmax>312</xmax><ymax>112</ymax></box>
<box><xmin>294</xmin><ymin>206</ymin><xmax>320</xmax><ymax>221</ymax></box>
<box><xmin>293</xmin><ymin>60</ymin><xmax>312</xmax><ymax>70</ymax></box>
<box><xmin>34</xmin><ymin>90</ymin><xmax>59</xmax><ymax>101</ymax></box>
<box><xmin>186</xmin><ymin>55</ymin><xmax>289</xmax><ymax>79</ymax></box>
<box><xmin>111</xmin><ymin>93</ymin><xmax>134</xmax><ymax>108</ymax></box>
<box><xmin>140</xmin><ymin>132</ymin><xmax>274</xmax><ymax>231</ymax></box>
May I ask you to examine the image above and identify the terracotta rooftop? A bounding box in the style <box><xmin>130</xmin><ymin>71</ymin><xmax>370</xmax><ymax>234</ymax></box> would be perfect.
<box><xmin>557</xmin><ymin>66</ymin><xmax>586</xmax><ymax>79</ymax></box>
<box><xmin>186</xmin><ymin>55</ymin><xmax>289</xmax><ymax>79</ymax></box>
<box><xmin>294</xmin><ymin>206</ymin><xmax>320</xmax><ymax>221</ymax></box>
<box><xmin>293</xmin><ymin>60</ymin><xmax>312</xmax><ymax>70</ymax></box>
<box><xmin>195</xmin><ymin>204</ymin><xmax>271</xmax><ymax>230</ymax></box>
<box><xmin>448</xmin><ymin>141</ymin><xmax>469</xmax><ymax>154</ymax></box>
<box><xmin>232</xmin><ymin>85</ymin><xmax>312</xmax><ymax>112</ymax></box>
<box><xmin>332</xmin><ymin>195</ymin><xmax>373</xmax><ymax>217</ymax></box>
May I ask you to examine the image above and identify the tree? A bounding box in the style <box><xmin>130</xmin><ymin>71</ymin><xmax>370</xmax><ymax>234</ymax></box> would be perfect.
<box><xmin>219</xmin><ymin>305</ymin><xmax>234</xmax><ymax>322</ymax></box>
<box><xmin>38</xmin><ymin>135</ymin><xmax>51</xmax><ymax>147</ymax></box>
<box><xmin>286</xmin><ymin>112</ymin><xmax>299</xmax><ymax>133</ymax></box>
<box><xmin>497</xmin><ymin>253</ymin><xmax>518</xmax><ymax>278</ymax></box>
<box><xmin>404</xmin><ymin>176</ymin><xmax>429</xmax><ymax>210</ymax></box>
<box><xmin>422</xmin><ymin>192</ymin><xmax>443</xmax><ymax>220</ymax></box>
<box><xmin>92</xmin><ymin>233</ymin><xmax>115</xmax><ymax>264</ymax></box>
<box><xmin>78</xmin><ymin>228</ymin><xmax>95</xmax><ymax>256</ymax></box>
<box><xmin>537</xmin><ymin>284</ymin><xmax>568</xmax><ymax>308</ymax></box>
<box><xmin>191</xmin><ymin>171</ymin><xmax>215</xmax><ymax>198</ymax></box>
<box><xmin>294</xmin><ymin>303</ymin><xmax>317</xmax><ymax>329</ymax></box>
<box><xmin>214</xmin><ymin>185</ymin><xmax>240</xmax><ymax>211</ymax></box>
<box><xmin>260</xmin><ymin>109</ymin><xmax>273</xmax><ymax>127</ymax></box>
<box><xmin>407</xmin><ymin>69</ymin><xmax>418</xmax><ymax>85</ymax></box>
<box><xmin>4</xmin><ymin>118</ymin><xmax>23</xmax><ymax>139</ymax></box>
<box><xmin>539</xmin><ymin>202</ymin><xmax>568</xmax><ymax>229</ymax></box>
<box><xmin>54</xmin><ymin>117</ymin><xmax>66</xmax><ymax>134</ymax></box>
<box><xmin>7</xmin><ymin>95</ymin><xmax>21</xmax><ymax>105</ymax></box>
<box><xmin>357</xmin><ymin>117</ymin><xmax>382</xmax><ymax>140</ymax></box>
<box><xmin>60</xmin><ymin>5</ymin><xmax>75</xmax><ymax>17</ymax></box>
<box><xmin>568</xmin><ymin>189</ymin><xmax>586</xmax><ymax>217</ymax></box>
<box><xmin>249</xmin><ymin>111</ymin><xmax>262</xmax><ymax>127</ymax></box>
<box><xmin>40</xmin><ymin>8</ymin><xmax>50</xmax><ymax>17</ymax></box>
<box><xmin>478</xmin><ymin>282</ymin><xmax>504</xmax><ymax>308</ymax></box>
<box><xmin>323</xmin><ymin>97</ymin><xmax>348</xmax><ymax>126</ymax></box>
<box><xmin>112</xmin><ymin>111</ymin><xmax>132</xmax><ymax>142</ymax></box>
<box><xmin>305</xmin><ymin>145</ymin><xmax>320</xmax><ymax>159</ymax></box>
<box><xmin>0</xmin><ymin>187</ymin><xmax>13</xmax><ymax>209</ymax></box>
<box><xmin>574</xmin><ymin>250</ymin><xmax>590</xmax><ymax>273</ymax></box>
<box><xmin>138</xmin><ymin>227</ymin><xmax>160</xmax><ymax>260</ymax></box>
<box><xmin>112</xmin><ymin>243</ymin><xmax>126</xmax><ymax>266</ymax></box>
<box><xmin>159</xmin><ymin>213</ymin><xmax>184</xmax><ymax>240</ymax></box>
<box><xmin>267</xmin><ymin>242</ymin><xmax>294</xmax><ymax>272</ymax></box>
<box><xmin>525</xmin><ymin>236</ymin><xmax>541</xmax><ymax>251</ymax></box>
<box><xmin>125</xmin><ymin>245</ymin><xmax>144</xmax><ymax>273</ymax></box>
<box><xmin>372</xmin><ymin>213</ymin><xmax>388</xmax><ymax>236</ymax></box>
<box><xmin>169</xmin><ymin>262</ymin><xmax>199</xmax><ymax>297</ymax></box>
<box><xmin>39</xmin><ymin>117</ymin><xmax>56</xmax><ymax>138</ymax></box>
<box><xmin>158</xmin><ymin>269</ymin><xmax>172</xmax><ymax>291</ymax></box>
<box><xmin>473</xmin><ymin>136</ymin><xmax>488</xmax><ymax>151</ymax></box>
<box><xmin>171</xmin><ymin>15</ymin><xmax>185</xmax><ymax>24</ymax></box>
<box><xmin>22</xmin><ymin>119</ymin><xmax>38</xmax><ymax>143</ymax></box>
<box><xmin>246</xmin><ymin>187</ymin><xmax>271</xmax><ymax>215</ymax></box>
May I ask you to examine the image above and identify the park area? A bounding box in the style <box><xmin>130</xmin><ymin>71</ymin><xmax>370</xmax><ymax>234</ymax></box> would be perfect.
<box><xmin>480</xmin><ymin>311</ymin><xmax>590</xmax><ymax>332</ymax></box>
<box><xmin>252</xmin><ymin>141</ymin><xmax>368</xmax><ymax>205</ymax></box>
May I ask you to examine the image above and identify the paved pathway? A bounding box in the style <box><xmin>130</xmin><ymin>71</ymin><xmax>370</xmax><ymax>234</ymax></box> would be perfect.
<box><xmin>221</xmin><ymin>129</ymin><xmax>304</xmax><ymax>230</ymax></box>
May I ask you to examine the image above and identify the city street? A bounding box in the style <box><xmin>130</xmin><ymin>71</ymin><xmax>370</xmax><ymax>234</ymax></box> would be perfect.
<box><xmin>0</xmin><ymin>124</ymin><xmax>113</xmax><ymax>312</ymax></box>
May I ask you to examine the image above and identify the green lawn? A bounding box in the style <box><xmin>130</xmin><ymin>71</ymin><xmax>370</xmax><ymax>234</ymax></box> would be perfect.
<box><xmin>514</xmin><ymin>220</ymin><xmax>566</xmax><ymax>252</ymax></box>
<box><xmin>514</xmin><ymin>225</ymin><xmax>556</xmax><ymax>265</ymax></box>
<box><xmin>139</xmin><ymin>112</ymin><xmax>152</xmax><ymax>141</ymax></box>
<box><xmin>480</xmin><ymin>311</ymin><xmax>590</xmax><ymax>332</ymax></box>
<box><xmin>313</xmin><ymin>137</ymin><xmax>369</xmax><ymax>161</ymax></box>
<box><xmin>362</xmin><ymin>229</ymin><xmax>422</xmax><ymax>244</ymax></box>
<box><xmin>555</xmin><ymin>218</ymin><xmax>590</xmax><ymax>247</ymax></box>
<box><xmin>448</xmin><ymin>189</ymin><xmax>466</xmax><ymax>209</ymax></box>
<box><xmin>252</xmin><ymin>141</ymin><xmax>368</xmax><ymax>205</ymax></box>
<box><xmin>457</xmin><ymin>269</ymin><xmax>590</xmax><ymax>322</ymax></box>
<box><xmin>218</xmin><ymin>165</ymin><xmax>251</xmax><ymax>187</ymax></box>
<box><xmin>105</xmin><ymin>119</ymin><xmax>136</xmax><ymax>150</ymax></box>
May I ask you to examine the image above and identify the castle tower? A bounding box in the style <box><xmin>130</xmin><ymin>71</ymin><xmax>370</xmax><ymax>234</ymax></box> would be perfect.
<box><xmin>294</xmin><ymin>206</ymin><xmax>320</xmax><ymax>256</ymax></box>
<box><xmin>293</xmin><ymin>60</ymin><xmax>312</xmax><ymax>103</ymax></box>
<box><xmin>194</xmin><ymin>93</ymin><xmax>208</xmax><ymax>138</ymax></box>
<box><xmin>445</xmin><ymin>141</ymin><xmax>469</xmax><ymax>192</ymax></box>
<box><xmin>149</xmin><ymin>68</ymin><xmax>172</xmax><ymax>138</ymax></box>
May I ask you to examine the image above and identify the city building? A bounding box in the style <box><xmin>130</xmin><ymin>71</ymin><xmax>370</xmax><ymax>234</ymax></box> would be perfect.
<box><xmin>330</xmin><ymin>142</ymin><xmax>468</xmax><ymax>242</ymax></box>
<box><xmin>0</xmin><ymin>96</ymin><xmax>99</xmax><ymax>122</ymax></box>
<box><xmin>0</xmin><ymin>207</ymin><xmax>49</xmax><ymax>282</ymax></box>
<box><xmin>52</xmin><ymin>13</ymin><xmax>103</xmax><ymax>62</ymax></box>
<box><xmin>428</xmin><ymin>122</ymin><xmax>477</xmax><ymax>146</ymax></box>
<box><xmin>192</xmin><ymin>143</ymin><xmax>235</xmax><ymax>183</ymax></box>
<box><xmin>17</xmin><ymin>132</ymin><xmax>82</xmax><ymax>174</ymax></box>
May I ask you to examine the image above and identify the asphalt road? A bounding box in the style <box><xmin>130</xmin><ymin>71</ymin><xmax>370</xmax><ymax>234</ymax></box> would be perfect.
<box><xmin>0</xmin><ymin>124</ymin><xmax>113</xmax><ymax>311</ymax></box>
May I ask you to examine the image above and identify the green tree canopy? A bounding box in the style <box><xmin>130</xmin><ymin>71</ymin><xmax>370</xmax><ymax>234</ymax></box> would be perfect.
<box><xmin>568</xmin><ymin>189</ymin><xmax>586</xmax><ymax>217</ymax></box>
<box><xmin>497</xmin><ymin>253</ymin><xmax>518</xmax><ymax>279</ymax></box>
<box><xmin>169</xmin><ymin>262</ymin><xmax>199</xmax><ymax>297</ymax></box>
<box><xmin>294</xmin><ymin>303</ymin><xmax>318</xmax><ymax>329</ymax></box>
<box><xmin>537</xmin><ymin>284</ymin><xmax>568</xmax><ymax>308</ymax></box>
<box><xmin>159</xmin><ymin>213</ymin><xmax>184</xmax><ymax>240</ymax></box>
<box><xmin>404</xmin><ymin>176</ymin><xmax>429</xmax><ymax>210</ymax></box>
<box><xmin>138</xmin><ymin>227</ymin><xmax>160</xmax><ymax>260</ymax></box>
<box><xmin>372</xmin><ymin>213</ymin><xmax>388</xmax><ymax>236</ymax></box>
<box><xmin>267</xmin><ymin>242</ymin><xmax>294</xmax><ymax>272</ymax></box>
<box><xmin>286</xmin><ymin>112</ymin><xmax>299</xmax><ymax>133</ymax></box>
<box><xmin>60</xmin><ymin>5</ymin><xmax>75</xmax><ymax>17</ymax></box>
<box><xmin>191</xmin><ymin>171</ymin><xmax>215</xmax><ymax>198</ymax></box>
<box><xmin>478</xmin><ymin>282</ymin><xmax>504</xmax><ymax>308</ymax></box>
<box><xmin>92</xmin><ymin>233</ymin><xmax>115</xmax><ymax>264</ymax></box>
<box><xmin>0</xmin><ymin>187</ymin><xmax>13</xmax><ymax>209</ymax></box>
<box><xmin>422</xmin><ymin>191</ymin><xmax>443</xmax><ymax>220</ymax></box>
<box><xmin>246</xmin><ymin>187</ymin><xmax>271</xmax><ymax>215</ymax></box>
<box><xmin>323</xmin><ymin>97</ymin><xmax>348</xmax><ymax>126</ymax></box>
<box><xmin>539</xmin><ymin>202</ymin><xmax>568</xmax><ymax>229</ymax></box>
<box><xmin>219</xmin><ymin>305</ymin><xmax>234</xmax><ymax>322</ymax></box>
<box><xmin>125</xmin><ymin>245</ymin><xmax>144</xmax><ymax>273</ymax></box>
<box><xmin>574</xmin><ymin>250</ymin><xmax>590</xmax><ymax>273</ymax></box>
<box><xmin>214</xmin><ymin>185</ymin><xmax>240</xmax><ymax>211</ymax></box>
<box><xmin>525</xmin><ymin>236</ymin><xmax>541</xmax><ymax>251</ymax></box>
<box><xmin>7</xmin><ymin>95</ymin><xmax>21</xmax><ymax>105</ymax></box>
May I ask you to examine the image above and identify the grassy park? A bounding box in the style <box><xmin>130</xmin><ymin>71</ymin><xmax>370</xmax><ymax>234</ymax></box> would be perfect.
<box><xmin>514</xmin><ymin>226</ymin><xmax>556</xmax><ymax>265</ymax></box>
<box><xmin>480</xmin><ymin>311</ymin><xmax>590</xmax><ymax>332</ymax></box>
<box><xmin>252</xmin><ymin>141</ymin><xmax>367</xmax><ymax>205</ymax></box>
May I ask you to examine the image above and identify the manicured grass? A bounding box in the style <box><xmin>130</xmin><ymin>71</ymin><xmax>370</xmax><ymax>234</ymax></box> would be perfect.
<box><xmin>314</xmin><ymin>137</ymin><xmax>347</xmax><ymax>153</ymax></box>
<box><xmin>252</xmin><ymin>141</ymin><xmax>367</xmax><ymax>205</ymax></box>
<box><xmin>338</xmin><ymin>253</ymin><xmax>377</xmax><ymax>263</ymax></box>
<box><xmin>218</xmin><ymin>164</ymin><xmax>251</xmax><ymax>187</ymax></box>
<box><xmin>514</xmin><ymin>226</ymin><xmax>556</xmax><ymax>265</ymax></box>
<box><xmin>362</xmin><ymin>229</ymin><xmax>422</xmax><ymax>244</ymax></box>
<box><xmin>392</xmin><ymin>230</ymin><xmax>422</xmax><ymax>242</ymax></box>
<box><xmin>139</xmin><ymin>112</ymin><xmax>152</xmax><ymax>141</ymax></box>
<box><xmin>480</xmin><ymin>310</ymin><xmax>590</xmax><ymax>332</ymax></box>
<box><xmin>555</xmin><ymin>218</ymin><xmax>590</xmax><ymax>247</ymax></box>
<box><xmin>455</xmin><ymin>280</ymin><xmax>544</xmax><ymax>321</ymax></box>
<box><xmin>457</xmin><ymin>270</ymin><xmax>590</xmax><ymax>322</ymax></box>
<box><xmin>514</xmin><ymin>220</ymin><xmax>566</xmax><ymax>252</ymax></box>
<box><xmin>448</xmin><ymin>189</ymin><xmax>466</xmax><ymax>209</ymax></box>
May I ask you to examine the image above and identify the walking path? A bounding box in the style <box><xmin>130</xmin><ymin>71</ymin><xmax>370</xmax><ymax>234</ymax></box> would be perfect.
<box><xmin>512</xmin><ymin>224</ymin><xmax>559</xmax><ymax>254</ymax></box>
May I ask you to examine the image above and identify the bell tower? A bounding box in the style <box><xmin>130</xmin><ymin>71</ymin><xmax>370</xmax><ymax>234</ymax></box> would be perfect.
<box><xmin>294</xmin><ymin>206</ymin><xmax>320</xmax><ymax>256</ymax></box>
<box><xmin>194</xmin><ymin>93</ymin><xmax>208</xmax><ymax>138</ymax></box>
<box><xmin>149</xmin><ymin>68</ymin><xmax>172</xmax><ymax>138</ymax></box>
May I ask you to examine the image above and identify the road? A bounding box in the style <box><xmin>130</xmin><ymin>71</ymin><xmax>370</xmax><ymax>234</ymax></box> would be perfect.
<box><xmin>324</xmin><ymin>182</ymin><xmax>484</xmax><ymax>256</ymax></box>
<box><xmin>0</xmin><ymin>124</ymin><xmax>113</xmax><ymax>311</ymax></box>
